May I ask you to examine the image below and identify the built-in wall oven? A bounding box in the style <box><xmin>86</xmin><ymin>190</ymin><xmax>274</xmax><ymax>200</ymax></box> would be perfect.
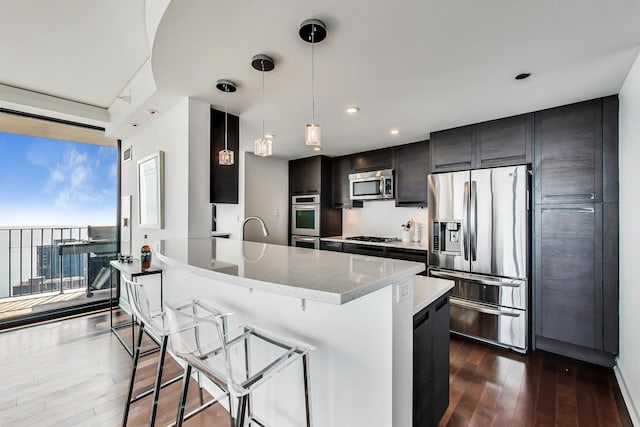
<box><xmin>291</xmin><ymin>235</ymin><xmax>320</xmax><ymax>250</ymax></box>
<box><xmin>291</xmin><ymin>195</ymin><xmax>320</xmax><ymax>236</ymax></box>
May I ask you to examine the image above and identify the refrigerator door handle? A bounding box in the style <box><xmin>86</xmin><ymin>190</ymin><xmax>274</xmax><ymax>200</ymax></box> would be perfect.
<box><xmin>470</xmin><ymin>180</ymin><xmax>477</xmax><ymax>261</ymax></box>
<box><xmin>462</xmin><ymin>181</ymin><xmax>470</xmax><ymax>261</ymax></box>
<box><xmin>451</xmin><ymin>297</ymin><xmax>520</xmax><ymax>317</ymax></box>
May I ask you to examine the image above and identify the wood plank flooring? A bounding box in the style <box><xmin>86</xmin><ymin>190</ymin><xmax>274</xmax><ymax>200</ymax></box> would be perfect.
<box><xmin>0</xmin><ymin>311</ymin><xmax>633</xmax><ymax>426</ymax></box>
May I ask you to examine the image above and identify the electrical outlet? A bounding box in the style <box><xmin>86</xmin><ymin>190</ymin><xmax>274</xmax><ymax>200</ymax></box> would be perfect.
<box><xmin>274</xmin><ymin>208</ymin><xmax>280</xmax><ymax>217</ymax></box>
<box><xmin>397</xmin><ymin>282</ymin><xmax>409</xmax><ymax>303</ymax></box>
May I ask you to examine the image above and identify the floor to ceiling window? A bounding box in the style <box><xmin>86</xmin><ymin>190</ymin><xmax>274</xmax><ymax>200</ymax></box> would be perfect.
<box><xmin>0</xmin><ymin>111</ymin><xmax>118</xmax><ymax>328</ymax></box>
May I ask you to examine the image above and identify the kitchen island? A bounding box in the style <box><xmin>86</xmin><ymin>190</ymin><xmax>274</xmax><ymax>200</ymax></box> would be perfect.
<box><xmin>155</xmin><ymin>237</ymin><xmax>425</xmax><ymax>427</ymax></box>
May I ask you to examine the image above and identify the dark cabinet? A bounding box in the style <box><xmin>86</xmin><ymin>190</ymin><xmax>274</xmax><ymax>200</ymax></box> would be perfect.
<box><xmin>210</xmin><ymin>108</ymin><xmax>239</xmax><ymax>204</ymax></box>
<box><xmin>289</xmin><ymin>156</ymin><xmax>321</xmax><ymax>196</ymax></box>
<box><xmin>534</xmin><ymin>99</ymin><xmax>602</xmax><ymax>204</ymax></box>
<box><xmin>476</xmin><ymin>114</ymin><xmax>532</xmax><ymax>168</ymax></box>
<box><xmin>535</xmin><ymin>204</ymin><xmax>601</xmax><ymax>349</ymax></box>
<box><xmin>533</xmin><ymin>96</ymin><xmax>619</xmax><ymax>367</ymax></box>
<box><xmin>331</xmin><ymin>155</ymin><xmax>362</xmax><ymax>209</ymax></box>
<box><xmin>342</xmin><ymin>242</ymin><xmax>386</xmax><ymax>257</ymax></box>
<box><xmin>414</xmin><ymin>294</ymin><xmax>450</xmax><ymax>427</ymax></box>
<box><xmin>430</xmin><ymin>114</ymin><xmax>532</xmax><ymax>173</ymax></box>
<box><xmin>393</xmin><ymin>141</ymin><xmax>430</xmax><ymax>207</ymax></box>
<box><xmin>320</xmin><ymin>240</ymin><xmax>343</xmax><ymax>252</ymax></box>
<box><xmin>352</xmin><ymin>147</ymin><xmax>393</xmax><ymax>172</ymax></box>
<box><xmin>339</xmin><ymin>243</ymin><xmax>427</xmax><ymax>275</ymax></box>
<box><xmin>430</xmin><ymin>125</ymin><xmax>474</xmax><ymax>172</ymax></box>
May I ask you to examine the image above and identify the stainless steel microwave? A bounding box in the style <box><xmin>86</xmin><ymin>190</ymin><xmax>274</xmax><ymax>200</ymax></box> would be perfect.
<box><xmin>349</xmin><ymin>169</ymin><xmax>394</xmax><ymax>201</ymax></box>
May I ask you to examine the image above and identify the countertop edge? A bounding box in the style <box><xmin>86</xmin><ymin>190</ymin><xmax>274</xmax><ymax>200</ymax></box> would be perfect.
<box><xmin>321</xmin><ymin>236</ymin><xmax>428</xmax><ymax>251</ymax></box>
<box><xmin>413</xmin><ymin>276</ymin><xmax>455</xmax><ymax>315</ymax></box>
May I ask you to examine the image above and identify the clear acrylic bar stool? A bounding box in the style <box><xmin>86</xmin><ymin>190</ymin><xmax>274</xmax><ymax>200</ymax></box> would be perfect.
<box><xmin>164</xmin><ymin>299</ymin><xmax>315</xmax><ymax>427</ymax></box>
<box><xmin>121</xmin><ymin>276</ymin><xmax>230</xmax><ymax>426</ymax></box>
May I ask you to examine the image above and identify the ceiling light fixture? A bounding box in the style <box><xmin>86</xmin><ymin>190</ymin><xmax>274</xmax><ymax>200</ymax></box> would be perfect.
<box><xmin>147</xmin><ymin>109</ymin><xmax>158</xmax><ymax>115</ymax></box>
<box><xmin>390</xmin><ymin>129</ymin><xmax>400</xmax><ymax>135</ymax></box>
<box><xmin>252</xmin><ymin>54</ymin><xmax>275</xmax><ymax>157</ymax></box>
<box><xmin>300</xmin><ymin>18</ymin><xmax>327</xmax><ymax>148</ymax></box>
<box><xmin>265</xmin><ymin>133</ymin><xmax>275</xmax><ymax>139</ymax></box>
<box><xmin>216</xmin><ymin>79</ymin><xmax>237</xmax><ymax>166</ymax></box>
<box><xmin>313</xmin><ymin>147</ymin><xmax>321</xmax><ymax>151</ymax></box>
<box><xmin>346</xmin><ymin>107</ymin><xmax>360</xmax><ymax>114</ymax></box>
<box><xmin>515</xmin><ymin>73</ymin><xmax>531</xmax><ymax>80</ymax></box>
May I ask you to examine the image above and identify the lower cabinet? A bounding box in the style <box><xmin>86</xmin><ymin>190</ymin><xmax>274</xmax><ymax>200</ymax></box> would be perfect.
<box><xmin>414</xmin><ymin>294</ymin><xmax>450</xmax><ymax>427</ymax></box>
<box><xmin>319</xmin><ymin>241</ymin><xmax>343</xmax><ymax>252</ymax></box>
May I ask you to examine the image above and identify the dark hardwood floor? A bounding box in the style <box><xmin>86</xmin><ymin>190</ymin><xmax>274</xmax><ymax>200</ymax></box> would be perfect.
<box><xmin>0</xmin><ymin>311</ymin><xmax>632</xmax><ymax>426</ymax></box>
<box><xmin>440</xmin><ymin>335</ymin><xmax>633</xmax><ymax>427</ymax></box>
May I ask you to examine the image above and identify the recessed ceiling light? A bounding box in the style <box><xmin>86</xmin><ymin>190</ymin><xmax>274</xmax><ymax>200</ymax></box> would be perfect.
<box><xmin>313</xmin><ymin>147</ymin><xmax>321</xmax><ymax>151</ymax></box>
<box><xmin>515</xmin><ymin>73</ymin><xmax>531</xmax><ymax>80</ymax></box>
<box><xmin>147</xmin><ymin>109</ymin><xmax>158</xmax><ymax>115</ymax></box>
<box><xmin>265</xmin><ymin>133</ymin><xmax>275</xmax><ymax>139</ymax></box>
<box><xmin>390</xmin><ymin>129</ymin><xmax>400</xmax><ymax>135</ymax></box>
<box><xmin>346</xmin><ymin>106</ymin><xmax>360</xmax><ymax>114</ymax></box>
<box><xmin>131</xmin><ymin>123</ymin><xmax>140</xmax><ymax>128</ymax></box>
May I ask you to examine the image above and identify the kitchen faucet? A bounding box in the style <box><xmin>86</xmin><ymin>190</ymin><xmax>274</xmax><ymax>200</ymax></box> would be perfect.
<box><xmin>242</xmin><ymin>216</ymin><xmax>269</xmax><ymax>240</ymax></box>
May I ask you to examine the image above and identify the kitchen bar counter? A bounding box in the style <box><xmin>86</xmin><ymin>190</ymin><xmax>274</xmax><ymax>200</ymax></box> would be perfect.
<box><xmin>156</xmin><ymin>237</ymin><xmax>424</xmax><ymax>304</ymax></box>
<box><xmin>155</xmin><ymin>237</ymin><xmax>420</xmax><ymax>427</ymax></box>
<box><xmin>321</xmin><ymin>235</ymin><xmax>429</xmax><ymax>251</ymax></box>
<box><xmin>413</xmin><ymin>276</ymin><xmax>454</xmax><ymax>315</ymax></box>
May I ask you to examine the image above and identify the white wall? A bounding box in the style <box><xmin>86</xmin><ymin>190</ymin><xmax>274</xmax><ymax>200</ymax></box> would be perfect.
<box><xmin>187</xmin><ymin>98</ymin><xmax>213</xmax><ymax>238</ymax></box>
<box><xmin>343</xmin><ymin>200</ymin><xmax>429</xmax><ymax>242</ymax></box>
<box><xmin>244</xmin><ymin>153</ymin><xmax>289</xmax><ymax>245</ymax></box>
<box><xmin>121</xmin><ymin>98</ymin><xmax>190</xmax><ymax>255</ymax></box>
<box><xmin>617</xmin><ymin>51</ymin><xmax>640</xmax><ymax>426</ymax></box>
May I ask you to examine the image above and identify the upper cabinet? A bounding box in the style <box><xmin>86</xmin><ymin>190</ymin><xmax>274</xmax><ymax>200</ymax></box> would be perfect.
<box><xmin>430</xmin><ymin>125</ymin><xmax>474</xmax><ymax>173</ymax></box>
<box><xmin>352</xmin><ymin>147</ymin><xmax>393</xmax><ymax>173</ymax></box>
<box><xmin>534</xmin><ymin>100</ymin><xmax>603</xmax><ymax>204</ymax></box>
<box><xmin>430</xmin><ymin>114</ymin><xmax>532</xmax><ymax>173</ymax></box>
<box><xmin>393</xmin><ymin>140</ymin><xmax>430</xmax><ymax>207</ymax></box>
<box><xmin>289</xmin><ymin>156</ymin><xmax>322</xmax><ymax>196</ymax></box>
<box><xmin>331</xmin><ymin>155</ymin><xmax>362</xmax><ymax>209</ymax></box>
<box><xmin>210</xmin><ymin>108</ymin><xmax>239</xmax><ymax>204</ymax></box>
<box><xmin>475</xmin><ymin>114</ymin><xmax>532</xmax><ymax>168</ymax></box>
<box><xmin>534</xmin><ymin>96</ymin><xmax>619</xmax><ymax>205</ymax></box>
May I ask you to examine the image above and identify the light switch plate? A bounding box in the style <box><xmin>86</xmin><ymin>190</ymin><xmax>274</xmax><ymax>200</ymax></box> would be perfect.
<box><xmin>397</xmin><ymin>282</ymin><xmax>410</xmax><ymax>303</ymax></box>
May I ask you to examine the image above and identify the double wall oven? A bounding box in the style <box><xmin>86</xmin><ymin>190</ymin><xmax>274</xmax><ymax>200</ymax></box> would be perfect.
<box><xmin>291</xmin><ymin>195</ymin><xmax>320</xmax><ymax>249</ymax></box>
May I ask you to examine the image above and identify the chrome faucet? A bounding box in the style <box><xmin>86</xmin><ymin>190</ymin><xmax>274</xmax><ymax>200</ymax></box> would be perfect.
<box><xmin>242</xmin><ymin>216</ymin><xmax>269</xmax><ymax>240</ymax></box>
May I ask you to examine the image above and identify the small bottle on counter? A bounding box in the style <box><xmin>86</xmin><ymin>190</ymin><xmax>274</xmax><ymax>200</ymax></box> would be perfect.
<box><xmin>141</xmin><ymin>235</ymin><xmax>151</xmax><ymax>270</ymax></box>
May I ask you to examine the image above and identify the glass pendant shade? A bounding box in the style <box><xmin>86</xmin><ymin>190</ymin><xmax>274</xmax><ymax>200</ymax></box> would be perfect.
<box><xmin>218</xmin><ymin>149</ymin><xmax>234</xmax><ymax>165</ymax></box>
<box><xmin>254</xmin><ymin>137</ymin><xmax>272</xmax><ymax>157</ymax></box>
<box><xmin>305</xmin><ymin>123</ymin><xmax>321</xmax><ymax>146</ymax></box>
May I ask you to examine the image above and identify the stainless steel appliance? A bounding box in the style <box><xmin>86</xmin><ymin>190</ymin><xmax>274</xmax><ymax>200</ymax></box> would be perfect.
<box><xmin>291</xmin><ymin>235</ymin><xmax>320</xmax><ymax>249</ymax></box>
<box><xmin>291</xmin><ymin>195</ymin><xmax>320</xmax><ymax>236</ymax></box>
<box><xmin>349</xmin><ymin>169</ymin><xmax>394</xmax><ymax>201</ymax></box>
<box><xmin>428</xmin><ymin>165</ymin><xmax>529</xmax><ymax>352</ymax></box>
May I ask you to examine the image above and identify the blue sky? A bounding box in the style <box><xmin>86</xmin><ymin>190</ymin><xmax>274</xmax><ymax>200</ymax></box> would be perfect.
<box><xmin>0</xmin><ymin>132</ymin><xmax>117</xmax><ymax>226</ymax></box>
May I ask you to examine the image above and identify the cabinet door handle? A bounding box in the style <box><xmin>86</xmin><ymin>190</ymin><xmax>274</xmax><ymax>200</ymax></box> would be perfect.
<box><xmin>414</xmin><ymin>310</ymin><xmax>430</xmax><ymax>329</ymax></box>
<box><xmin>541</xmin><ymin>207</ymin><xmax>595</xmax><ymax>213</ymax></box>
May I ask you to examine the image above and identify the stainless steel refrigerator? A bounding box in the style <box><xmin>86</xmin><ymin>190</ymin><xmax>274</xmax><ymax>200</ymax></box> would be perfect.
<box><xmin>427</xmin><ymin>165</ymin><xmax>529</xmax><ymax>352</ymax></box>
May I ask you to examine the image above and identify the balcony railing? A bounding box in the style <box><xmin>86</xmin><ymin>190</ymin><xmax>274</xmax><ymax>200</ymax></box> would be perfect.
<box><xmin>0</xmin><ymin>226</ymin><xmax>117</xmax><ymax>300</ymax></box>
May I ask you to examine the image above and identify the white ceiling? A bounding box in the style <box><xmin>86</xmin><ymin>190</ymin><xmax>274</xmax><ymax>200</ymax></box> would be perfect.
<box><xmin>152</xmin><ymin>0</ymin><xmax>640</xmax><ymax>158</ymax></box>
<box><xmin>1</xmin><ymin>1</ymin><xmax>640</xmax><ymax>158</ymax></box>
<box><xmin>0</xmin><ymin>0</ymin><xmax>149</xmax><ymax>109</ymax></box>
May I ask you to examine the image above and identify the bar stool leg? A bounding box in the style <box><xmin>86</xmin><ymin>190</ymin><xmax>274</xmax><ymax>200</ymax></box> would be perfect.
<box><xmin>303</xmin><ymin>353</ymin><xmax>313</xmax><ymax>427</ymax></box>
<box><xmin>149</xmin><ymin>335</ymin><xmax>169</xmax><ymax>426</ymax></box>
<box><xmin>235</xmin><ymin>395</ymin><xmax>248</xmax><ymax>427</ymax></box>
<box><xmin>122</xmin><ymin>321</ymin><xmax>146</xmax><ymax>427</ymax></box>
<box><xmin>176</xmin><ymin>364</ymin><xmax>192</xmax><ymax>427</ymax></box>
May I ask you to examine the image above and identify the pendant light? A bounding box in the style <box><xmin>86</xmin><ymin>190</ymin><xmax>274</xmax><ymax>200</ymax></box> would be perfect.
<box><xmin>299</xmin><ymin>19</ymin><xmax>327</xmax><ymax>147</ymax></box>
<box><xmin>251</xmin><ymin>54</ymin><xmax>275</xmax><ymax>157</ymax></box>
<box><xmin>216</xmin><ymin>79</ymin><xmax>237</xmax><ymax>166</ymax></box>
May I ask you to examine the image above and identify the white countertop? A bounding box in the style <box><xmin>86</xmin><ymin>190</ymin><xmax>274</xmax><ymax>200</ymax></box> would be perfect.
<box><xmin>321</xmin><ymin>236</ymin><xmax>429</xmax><ymax>251</ymax></box>
<box><xmin>156</xmin><ymin>237</ymin><xmax>425</xmax><ymax>305</ymax></box>
<box><xmin>413</xmin><ymin>276</ymin><xmax>454</xmax><ymax>315</ymax></box>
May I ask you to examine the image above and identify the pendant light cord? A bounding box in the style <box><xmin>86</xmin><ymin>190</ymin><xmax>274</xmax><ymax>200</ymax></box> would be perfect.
<box><xmin>224</xmin><ymin>87</ymin><xmax>228</xmax><ymax>151</ymax></box>
<box><xmin>311</xmin><ymin>27</ymin><xmax>315</xmax><ymax>124</ymax></box>
<box><xmin>262</xmin><ymin>61</ymin><xmax>266</xmax><ymax>137</ymax></box>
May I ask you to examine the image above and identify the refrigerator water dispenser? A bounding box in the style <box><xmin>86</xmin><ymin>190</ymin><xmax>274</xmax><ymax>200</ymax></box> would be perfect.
<box><xmin>432</xmin><ymin>220</ymin><xmax>462</xmax><ymax>254</ymax></box>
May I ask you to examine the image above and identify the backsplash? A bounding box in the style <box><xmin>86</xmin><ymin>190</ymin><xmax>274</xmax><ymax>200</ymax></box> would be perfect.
<box><xmin>342</xmin><ymin>200</ymin><xmax>429</xmax><ymax>242</ymax></box>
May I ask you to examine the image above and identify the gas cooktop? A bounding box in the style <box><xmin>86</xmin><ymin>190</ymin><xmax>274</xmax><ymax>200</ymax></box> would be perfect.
<box><xmin>345</xmin><ymin>236</ymin><xmax>401</xmax><ymax>243</ymax></box>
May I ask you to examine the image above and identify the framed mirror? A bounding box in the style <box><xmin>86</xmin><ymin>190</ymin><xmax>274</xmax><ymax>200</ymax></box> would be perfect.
<box><xmin>137</xmin><ymin>151</ymin><xmax>164</xmax><ymax>229</ymax></box>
